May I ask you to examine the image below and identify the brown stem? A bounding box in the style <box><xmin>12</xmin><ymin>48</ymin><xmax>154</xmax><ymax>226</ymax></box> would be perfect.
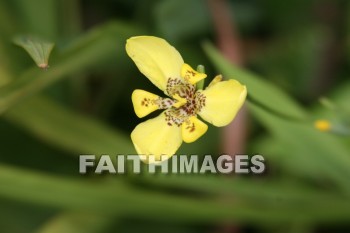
<box><xmin>208</xmin><ymin>1</ymin><xmax>247</xmax><ymax>233</ymax></box>
<box><xmin>207</xmin><ymin>0</ymin><xmax>247</xmax><ymax>157</ymax></box>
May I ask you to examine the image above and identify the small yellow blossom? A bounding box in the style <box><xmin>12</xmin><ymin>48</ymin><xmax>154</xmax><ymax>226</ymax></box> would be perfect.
<box><xmin>314</xmin><ymin>120</ymin><xmax>331</xmax><ymax>132</ymax></box>
<box><xmin>126</xmin><ymin>36</ymin><xmax>247</xmax><ymax>163</ymax></box>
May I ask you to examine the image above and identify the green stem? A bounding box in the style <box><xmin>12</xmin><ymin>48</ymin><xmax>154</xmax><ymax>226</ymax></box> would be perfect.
<box><xmin>196</xmin><ymin>65</ymin><xmax>205</xmax><ymax>90</ymax></box>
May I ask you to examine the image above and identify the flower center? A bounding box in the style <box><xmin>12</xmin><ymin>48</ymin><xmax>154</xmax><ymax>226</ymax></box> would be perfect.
<box><xmin>161</xmin><ymin>78</ymin><xmax>206</xmax><ymax>126</ymax></box>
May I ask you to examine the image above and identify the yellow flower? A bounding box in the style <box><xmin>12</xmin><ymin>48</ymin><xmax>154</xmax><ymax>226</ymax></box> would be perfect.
<box><xmin>314</xmin><ymin>120</ymin><xmax>331</xmax><ymax>132</ymax></box>
<box><xmin>126</xmin><ymin>36</ymin><xmax>247</xmax><ymax>163</ymax></box>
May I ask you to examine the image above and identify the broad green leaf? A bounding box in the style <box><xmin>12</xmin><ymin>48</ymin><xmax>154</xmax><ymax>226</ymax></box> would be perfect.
<box><xmin>13</xmin><ymin>35</ymin><xmax>54</xmax><ymax>69</ymax></box>
<box><xmin>203</xmin><ymin>42</ymin><xmax>307</xmax><ymax>120</ymax></box>
<box><xmin>1</xmin><ymin>164</ymin><xmax>350</xmax><ymax>224</ymax></box>
<box><xmin>5</xmin><ymin>95</ymin><xmax>134</xmax><ymax>155</ymax></box>
<box><xmin>138</xmin><ymin>174</ymin><xmax>350</xmax><ymax>211</ymax></box>
<box><xmin>36</xmin><ymin>212</ymin><xmax>113</xmax><ymax>233</ymax></box>
<box><xmin>0</xmin><ymin>164</ymin><xmax>281</xmax><ymax>224</ymax></box>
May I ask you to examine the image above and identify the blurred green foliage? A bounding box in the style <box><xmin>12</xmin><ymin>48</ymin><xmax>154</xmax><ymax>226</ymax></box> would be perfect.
<box><xmin>0</xmin><ymin>0</ymin><xmax>349</xmax><ymax>233</ymax></box>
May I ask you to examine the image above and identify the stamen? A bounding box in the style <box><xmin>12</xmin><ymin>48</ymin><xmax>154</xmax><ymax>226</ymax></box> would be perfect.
<box><xmin>154</xmin><ymin>98</ymin><xmax>174</xmax><ymax>109</ymax></box>
<box><xmin>172</xmin><ymin>94</ymin><xmax>187</xmax><ymax>108</ymax></box>
<box><xmin>195</xmin><ymin>91</ymin><xmax>206</xmax><ymax>112</ymax></box>
<box><xmin>208</xmin><ymin>75</ymin><xmax>223</xmax><ymax>87</ymax></box>
<box><xmin>162</xmin><ymin>76</ymin><xmax>207</xmax><ymax>128</ymax></box>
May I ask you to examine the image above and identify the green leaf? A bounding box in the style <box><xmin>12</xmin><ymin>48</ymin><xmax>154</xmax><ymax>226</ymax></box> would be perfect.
<box><xmin>1</xmin><ymin>164</ymin><xmax>350</xmax><ymax>224</ymax></box>
<box><xmin>5</xmin><ymin>95</ymin><xmax>134</xmax><ymax>155</ymax></box>
<box><xmin>138</xmin><ymin>174</ymin><xmax>350</xmax><ymax>210</ymax></box>
<box><xmin>36</xmin><ymin>212</ymin><xmax>113</xmax><ymax>233</ymax></box>
<box><xmin>203</xmin><ymin>41</ymin><xmax>307</xmax><ymax>120</ymax></box>
<box><xmin>13</xmin><ymin>35</ymin><xmax>54</xmax><ymax>69</ymax></box>
<box><xmin>0</xmin><ymin>164</ymin><xmax>279</xmax><ymax>224</ymax></box>
<box><xmin>248</xmin><ymin>102</ymin><xmax>350</xmax><ymax>194</ymax></box>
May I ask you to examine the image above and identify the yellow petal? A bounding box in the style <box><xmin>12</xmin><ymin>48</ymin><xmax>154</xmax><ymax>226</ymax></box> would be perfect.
<box><xmin>126</xmin><ymin>36</ymin><xmax>184</xmax><ymax>91</ymax></box>
<box><xmin>131</xmin><ymin>111</ymin><xmax>182</xmax><ymax>163</ymax></box>
<box><xmin>181</xmin><ymin>116</ymin><xmax>208</xmax><ymax>143</ymax></box>
<box><xmin>132</xmin><ymin>89</ymin><xmax>161</xmax><ymax>118</ymax></box>
<box><xmin>181</xmin><ymin>63</ymin><xmax>207</xmax><ymax>85</ymax></box>
<box><xmin>198</xmin><ymin>79</ymin><xmax>247</xmax><ymax>127</ymax></box>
